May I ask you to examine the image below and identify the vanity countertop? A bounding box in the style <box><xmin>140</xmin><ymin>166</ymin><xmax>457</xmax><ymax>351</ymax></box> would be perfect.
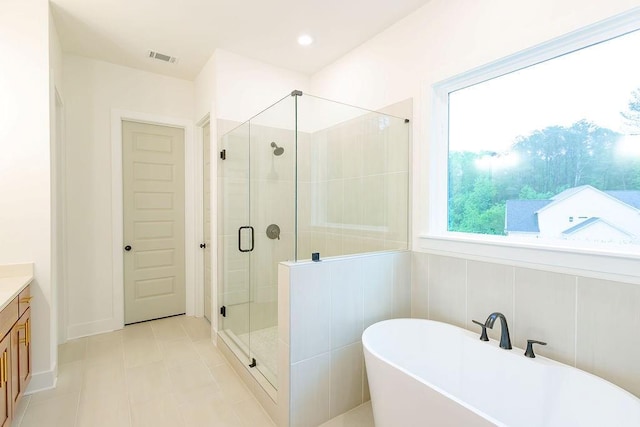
<box><xmin>0</xmin><ymin>263</ymin><xmax>34</xmax><ymax>312</ymax></box>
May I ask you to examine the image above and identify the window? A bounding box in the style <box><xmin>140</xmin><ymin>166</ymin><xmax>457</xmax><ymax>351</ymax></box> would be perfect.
<box><xmin>435</xmin><ymin>16</ymin><xmax>640</xmax><ymax>254</ymax></box>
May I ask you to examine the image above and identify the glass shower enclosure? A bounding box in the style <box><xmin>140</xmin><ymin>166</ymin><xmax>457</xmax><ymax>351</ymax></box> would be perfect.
<box><xmin>218</xmin><ymin>91</ymin><xmax>410</xmax><ymax>393</ymax></box>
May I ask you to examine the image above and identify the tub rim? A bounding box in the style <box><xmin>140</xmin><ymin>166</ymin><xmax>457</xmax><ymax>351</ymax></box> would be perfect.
<box><xmin>362</xmin><ymin>318</ymin><xmax>640</xmax><ymax>426</ymax></box>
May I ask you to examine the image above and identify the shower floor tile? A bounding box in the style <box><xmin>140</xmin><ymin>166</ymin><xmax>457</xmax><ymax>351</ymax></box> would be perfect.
<box><xmin>238</xmin><ymin>325</ymin><xmax>278</xmax><ymax>383</ymax></box>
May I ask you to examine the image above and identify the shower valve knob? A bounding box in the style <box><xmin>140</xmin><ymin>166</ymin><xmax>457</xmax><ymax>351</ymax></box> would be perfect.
<box><xmin>266</xmin><ymin>224</ymin><xmax>281</xmax><ymax>240</ymax></box>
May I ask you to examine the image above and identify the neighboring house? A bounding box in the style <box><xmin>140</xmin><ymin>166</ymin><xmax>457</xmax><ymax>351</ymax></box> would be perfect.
<box><xmin>505</xmin><ymin>185</ymin><xmax>640</xmax><ymax>243</ymax></box>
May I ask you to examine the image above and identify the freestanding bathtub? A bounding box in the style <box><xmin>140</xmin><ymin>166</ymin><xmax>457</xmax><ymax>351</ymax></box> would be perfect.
<box><xmin>363</xmin><ymin>318</ymin><xmax>640</xmax><ymax>427</ymax></box>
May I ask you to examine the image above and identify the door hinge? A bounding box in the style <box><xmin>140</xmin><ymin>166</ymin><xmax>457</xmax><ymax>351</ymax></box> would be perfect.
<box><xmin>220</xmin><ymin>149</ymin><xmax>226</xmax><ymax>160</ymax></box>
<box><xmin>249</xmin><ymin>358</ymin><xmax>257</xmax><ymax>368</ymax></box>
<box><xmin>220</xmin><ymin>306</ymin><xmax>226</xmax><ymax>317</ymax></box>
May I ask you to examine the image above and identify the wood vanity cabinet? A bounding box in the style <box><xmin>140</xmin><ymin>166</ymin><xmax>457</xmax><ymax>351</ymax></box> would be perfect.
<box><xmin>0</xmin><ymin>284</ymin><xmax>31</xmax><ymax>427</ymax></box>
<box><xmin>0</xmin><ymin>333</ymin><xmax>10</xmax><ymax>427</ymax></box>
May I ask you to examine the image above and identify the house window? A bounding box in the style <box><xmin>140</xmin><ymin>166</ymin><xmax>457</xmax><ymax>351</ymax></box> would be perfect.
<box><xmin>438</xmin><ymin>19</ymin><xmax>640</xmax><ymax>250</ymax></box>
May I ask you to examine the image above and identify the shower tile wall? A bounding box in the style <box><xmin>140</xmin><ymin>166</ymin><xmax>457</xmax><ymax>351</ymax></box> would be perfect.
<box><xmin>297</xmin><ymin>101</ymin><xmax>411</xmax><ymax>261</ymax></box>
<box><xmin>280</xmin><ymin>251</ymin><xmax>411</xmax><ymax>427</ymax></box>
<box><xmin>411</xmin><ymin>251</ymin><xmax>640</xmax><ymax>398</ymax></box>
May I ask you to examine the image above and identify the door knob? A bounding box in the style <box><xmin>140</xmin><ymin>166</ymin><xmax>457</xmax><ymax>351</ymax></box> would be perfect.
<box><xmin>200</xmin><ymin>243</ymin><xmax>206</xmax><ymax>249</ymax></box>
<box><xmin>124</xmin><ymin>245</ymin><xmax>132</xmax><ymax>251</ymax></box>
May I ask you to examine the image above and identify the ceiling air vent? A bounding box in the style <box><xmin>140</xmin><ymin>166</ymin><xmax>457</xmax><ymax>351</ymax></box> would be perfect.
<box><xmin>147</xmin><ymin>50</ymin><xmax>177</xmax><ymax>64</ymax></box>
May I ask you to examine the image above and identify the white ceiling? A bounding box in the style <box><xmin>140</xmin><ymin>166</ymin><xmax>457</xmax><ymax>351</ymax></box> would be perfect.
<box><xmin>50</xmin><ymin>0</ymin><xmax>431</xmax><ymax>80</ymax></box>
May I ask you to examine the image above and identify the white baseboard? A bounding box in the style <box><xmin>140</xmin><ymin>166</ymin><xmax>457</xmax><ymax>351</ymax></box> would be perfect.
<box><xmin>66</xmin><ymin>318</ymin><xmax>122</xmax><ymax>341</ymax></box>
<box><xmin>25</xmin><ymin>367</ymin><xmax>57</xmax><ymax>395</ymax></box>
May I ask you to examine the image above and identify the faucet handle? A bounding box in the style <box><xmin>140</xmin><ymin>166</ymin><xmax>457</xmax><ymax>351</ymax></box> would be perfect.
<box><xmin>472</xmin><ymin>320</ymin><xmax>489</xmax><ymax>341</ymax></box>
<box><xmin>524</xmin><ymin>339</ymin><xmax>547</xmax><ymax>358</ymax></box>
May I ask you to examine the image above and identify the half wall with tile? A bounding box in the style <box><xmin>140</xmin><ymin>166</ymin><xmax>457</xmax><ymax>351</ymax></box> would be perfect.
<box><xmin>278</xmin><ymin>251</ymin><xmax>411</xmax><ymax>427</ymax></box>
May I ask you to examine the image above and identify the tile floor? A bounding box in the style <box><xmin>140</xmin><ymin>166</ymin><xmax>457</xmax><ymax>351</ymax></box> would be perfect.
<box><xmin>12</xmin><ymin>315</ymin><xmax>375</xmax><ymax>427</ymax></box>
<box><xmin>318</xmin><ymin>402</ymin><xmax>374</xmax><ymax>427</ymax></box>
<box><xmin>12</xmin><ymin>315</ymin><xmax>275</xmax><ymax>427</ymax></box>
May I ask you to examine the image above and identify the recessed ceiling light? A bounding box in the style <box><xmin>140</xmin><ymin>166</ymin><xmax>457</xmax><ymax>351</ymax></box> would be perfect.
<box><xmin>297</xmin><ymin>34</ymin><xmax>314</xmax><ymax>46</ymax></box>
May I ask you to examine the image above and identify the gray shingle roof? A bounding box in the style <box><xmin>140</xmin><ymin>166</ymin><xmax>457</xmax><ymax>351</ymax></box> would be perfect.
<box><xmin>605</xmin><ymin>191</ymin><xmax>640</xmax><ymax>209</ymax></box>
<box><xmin>506</xmin><ymin>189</ymin><xmax>640</xmax><ymax>233</ymax></box>
<box><xmin>504</xmin><ymin>200</ymin><xmax>552</xmax><ymax>232</ymax></box>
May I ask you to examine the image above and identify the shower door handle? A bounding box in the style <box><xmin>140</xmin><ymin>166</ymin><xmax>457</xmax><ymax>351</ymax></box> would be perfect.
<box><xmin>238</xmin><ymin>226</ymin><xmax>255</xmax><ymax>252</ymax></box>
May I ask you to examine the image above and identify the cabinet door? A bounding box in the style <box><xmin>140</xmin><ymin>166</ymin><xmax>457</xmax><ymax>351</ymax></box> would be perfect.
<box><xmin>18</xmin><ymin>308</ymin><xmax>30</xmax><ymax>398</ymax></box>
<box><xmin>0</xmin><ymin>334</ymin><xmax>11</xmax><ymax>427</ymax></box>
<box><xmin>11</xmin><ymin>308</ymin><xmax>30</xmax><ymax>409</ymax></box>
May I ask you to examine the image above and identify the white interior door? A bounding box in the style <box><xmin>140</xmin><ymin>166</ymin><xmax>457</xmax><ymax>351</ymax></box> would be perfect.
<box><xmin>123</xmin><ymin>120</ymin><xmax>186</xmax><ymax>324</ymax></box>
<box><xmin>203</xmin><ymin>122</ymin><xmax>212</xmax><ymax>321</ymax></box>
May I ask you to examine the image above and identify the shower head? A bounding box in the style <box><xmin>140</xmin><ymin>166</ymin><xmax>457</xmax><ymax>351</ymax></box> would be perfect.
<box><xmin>270</xmin><ymin>141</ymin><xmax>284</xmax><ymax>156</ymax></box>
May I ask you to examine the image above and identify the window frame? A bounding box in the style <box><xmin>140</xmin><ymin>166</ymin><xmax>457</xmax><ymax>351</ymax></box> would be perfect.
<box><xmin>423</xmin><ymin>7</ymin><xmax>640</xmax><ymax>282</ymax></box>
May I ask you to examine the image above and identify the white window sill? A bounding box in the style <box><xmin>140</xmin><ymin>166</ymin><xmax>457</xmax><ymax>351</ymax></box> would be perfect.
<box><xmin>418</xmin><ymin>233</ymin><xmax>640</xmax><ymax>284</ymax></box>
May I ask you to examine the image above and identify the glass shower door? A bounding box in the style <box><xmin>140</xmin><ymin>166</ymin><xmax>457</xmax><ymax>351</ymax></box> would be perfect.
<box><xmin>220</xmin><ymin>122</ymin><xmax>252</xmax><ymax>364</ymax></box>
<box><xmin>220</xmin><ymin>94</ymin><xmax>296</xmax><ymax>392</ymax></box>
<box><xmin>248</xmin><ymin>96</ymin><xmax>295</xmax><ymax>388</ymax></box>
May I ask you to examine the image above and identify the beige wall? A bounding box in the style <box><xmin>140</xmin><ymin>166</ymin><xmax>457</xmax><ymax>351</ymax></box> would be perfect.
<box><xmin>49</xmin><ymin>7</ymin><xmax>64</xmax><ymax>364</ymax></box>
<box><xmin>214</xmin><ymin>49</ymin><xmax>310</xmax><ymax>124</ymax></box>
<box><xmin>0</xmin><ymin>0</ymin><xmax>55</xmax><ymax>391</ymax></box>
<box><xmin>49</xmin><ymin>11</ymin><xmax>64</xmax><ymax>92</ymax></box>
<box><xmin>194</xmin><ymin>54</ymin><xmax>217</xmax><ymax>123</ymax></box>
<box><xmin>62</xmin><ymin>54</ymin><xmax>194</xmax><ymax>338</ymax></box>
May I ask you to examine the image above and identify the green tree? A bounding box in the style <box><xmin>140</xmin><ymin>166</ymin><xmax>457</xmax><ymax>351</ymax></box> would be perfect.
<box><xmin>477</xmin><ymin>203</ymin><xmax>506</xmax><ymax>235</ymax></box>
<box><xmin>450</xmin><ymin>176</ymin><xmax>505</xmax><ymax>235</ymax></box>
<box><xmin>507</xmin><ymin>120</ymin><xmax>621</xmax><ymax>192</ymax></box>
<box><xmin>518</xmin><ymin>185</ymin><xmax>553</xmax><ymax>200</ymax></box>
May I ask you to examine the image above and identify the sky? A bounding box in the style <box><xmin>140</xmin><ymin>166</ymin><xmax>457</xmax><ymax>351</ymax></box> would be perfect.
<box><xmin>448</xmin><ymin>28</ymin><xmax>640</xmax><ymax>153</ymax></box>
